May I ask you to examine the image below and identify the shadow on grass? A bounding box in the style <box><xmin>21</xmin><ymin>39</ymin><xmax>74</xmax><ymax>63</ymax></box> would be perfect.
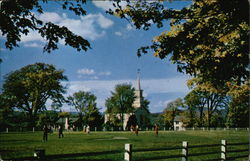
<box><xmin>8</xmin><ymin>150</ymin><xmax>122</xmax><ymax>161</ymax></box>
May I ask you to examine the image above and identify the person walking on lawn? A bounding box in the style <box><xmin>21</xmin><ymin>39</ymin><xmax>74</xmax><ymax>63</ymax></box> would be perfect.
<box><xmin>59</xmin><ymin>125</ymin><xmax>64</xmax><ymax>138</ymax></box>
<box><xmin>43</xmin><ymin>125</ymin><xmax>49</xmax><ymax>142</ymax></box>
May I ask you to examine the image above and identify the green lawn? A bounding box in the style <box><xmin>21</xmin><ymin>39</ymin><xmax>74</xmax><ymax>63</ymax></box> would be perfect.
<box><xmin>0</xmin><ymin>130</ymin><xmax>248</xmax><ymax>161</ymax></box>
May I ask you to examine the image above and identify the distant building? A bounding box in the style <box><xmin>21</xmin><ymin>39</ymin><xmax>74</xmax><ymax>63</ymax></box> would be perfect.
<box><xmin>105</xmin><ymin>71</ymin><xmax>150</xmax><ymax>130</ymax></box>
<box><xmin>173</xmin><ymin>116</ymin><xmax>185</xmax><ymax>131</ymax></box>
<box><xmin>56</xmin><ymin>117</ymin><xmax>79</xmax><ymax>130</ymax></box>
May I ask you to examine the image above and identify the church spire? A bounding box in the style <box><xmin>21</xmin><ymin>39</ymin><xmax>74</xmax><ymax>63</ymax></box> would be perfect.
<box><xmin>137</xmin><ymin>69</ymin><xmax>141</xmax><ymax>90</ymax></box>
<box><xmin>133</xmin><ymin>69</ymin><xmax>143</xmax><ymax>109</ymax></box>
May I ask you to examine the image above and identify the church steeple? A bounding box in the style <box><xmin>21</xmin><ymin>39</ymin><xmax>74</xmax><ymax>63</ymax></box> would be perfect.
<box><xmin>133</xmin><ymin>69</ymin><xmax>143</xmax><ymax>109</ymax></box>
<box><xmin>137</xmin><ymin>69</ymin><xmax>141</xmax><ymax>91</ymax></box>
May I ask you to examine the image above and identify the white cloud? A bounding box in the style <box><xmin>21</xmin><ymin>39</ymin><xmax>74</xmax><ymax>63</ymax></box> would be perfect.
<box><xmin>64</xmin><ymin>80</ymin><xmax>130</xmax><ymax>110</ymax></box>
<box><xmin>0</xmin><ymin>47</ymin><xmax>6</xmax><ymax>51</ymax></box>
<box><xmin>77</xmin><ymin>68</ymin><xmax>95</xmax><ymax>75</ymax></box>
<box><xmin>114</xmin><ymin>31</ymin><xmax>122</xmax><ymax>36</ymax></box>
<box><xmin>63</xmin><ymin>76</ymin><xmax>190</xmax><ymax>112</ymax></box>
<box><xmin>39</xmin><ymin>12</ymin><xmax>63</xmax><ymax>23</ymax></box>
<box><xmin>153</xmin><ymin>100</ymin><xmax>173</xmax><ymax>108</ymax></box>
<box><xmin>94</xmin><ymin>13</ymin><xmax>114</xmax><ymax>29</ymax></box>
<box><xmin>99</xmin><ymin>71</ymin><xmax>111</xmax><ymax>76</ymax></box>
<box><xmin>21</xmin><ymin>30</ymin><xmax>46</xmax><ymax>43</ymax></box>
<box><xmin>148</xmin><ymin>19</ymin><xmax>154</xmax><ymax>25</ymax></box>
<box><xmin>0</xmin><ymin>30</ymin><xmax>5</xmax><ymax>38</ymax></box>
<box><xmin>126</xmin><ymin>24</ymin><xmax>134</xmax><ymax>31</ymax></box>
<box><xmin>91</xmin><ymin>76</ymin><xmax>99</xmax><ymax>80</ymax></box>
<box><xmin>23</xmin><ymin>42</ymin><xmax>43</xmax><ymax>48</ymax></box>
<box><xmin>58</xmin><ymin>13</ymin><xmax>113</xmax><ymax>40</ymax></box>
<box><xmin>67</xmin><ymin>83</ymin><xmax>91</xmax><ymax>93</ymax></box>
<box><xmin>114</xmin><ymin>23</ymin><xmax>135</xmax><ymax>38</ymax></box>
<box><xmin>92</xmin><ymin>1</ymin><xmax>114</xmax><ymax>11</ymax></box>
<box><xmin>92</xmin><ymin>1</ymin><xmax>127</xmax><ymax>11</ymax></box>
<box><xmin>142</xmin><ymin>77</ymin><xmax>189</xmax><ymax>94</ymax></box>
<box><xmin>20</xmin><ymin>12</ymin><xmax>114</xmax><ymax>44</ymax></box>
<box><xmin>77</xmin><ymin>68</ymin><xmax>111</xmax><ymax>80</ymax></box>
<box><xmin>60</xmin><ymin>14</ymin><xmax>107</xmax><ymax>41</ymax></box>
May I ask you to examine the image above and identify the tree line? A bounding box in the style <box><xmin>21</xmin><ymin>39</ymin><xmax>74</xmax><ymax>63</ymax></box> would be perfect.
<box><xmin>0</xmin><ymin>62</ymin><xmax>248</xmax><ymax>132</ymax></box>
<box><xmin>156</xmin><ymin>83</ymin><xmax>249</xmax><ymax>129</ymax></box>
<box><xmin>0</xmin><ymin>63</ymin><xmax>150</xmax><ymax>131</ymax></box>
<box><xmin>0</xmin><ymin>63</ymin><xmax>99</xmax><ymax>130</ymax></box>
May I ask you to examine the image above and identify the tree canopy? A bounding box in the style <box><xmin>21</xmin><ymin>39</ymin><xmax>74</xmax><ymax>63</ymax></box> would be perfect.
<box><xmin>162</xmin><ymin>98</ymin><xmax>183</xmax><ymax>129</ymax></box>
<box><xmin>226</xmin><ymin>80</ymin><xmax>249</xmax><ymax>127</ymax></box>
<box><xmin>0</xmin><ymin>0</ymin><xmax>90</xmax><ymax>53</ymax></box>
<box><xmin>106</xmin><ymin>84</ymin><xmax>136</xmax><ymax>114</ymax></box>
<box><xmin>0</xmin><ymin>93</ymin><xmax>14</xmax><ymax>130</ymax></box>
<box><xmin>67</xmin><ymin>91</ymin><xmax>102</xmax><ymax>128</ymax></box>
<box><xmin>2</xmin><ymin>63</ymin><xmax>67</xmax><ymax>126</ymax></box>
<box><xmin>110</xmin><ymin>0</ymin><xmax>249</xmax><ymax>88</ymax></box>
<box><xmin>184</xmin><ymin>88</ymin><xmax>228</xmax><ymax>128</ymax></box>
<box><xmin>105</xmin><ymin>84</ymin><xmax>135</xmax><ymax>128</ymax></box>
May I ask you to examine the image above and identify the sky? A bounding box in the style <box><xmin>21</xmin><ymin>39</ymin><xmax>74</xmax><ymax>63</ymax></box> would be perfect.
<box><xmin>0</xmin><ymin>1</ymin><xmax>192</xmax><ymax>113</ymax></box>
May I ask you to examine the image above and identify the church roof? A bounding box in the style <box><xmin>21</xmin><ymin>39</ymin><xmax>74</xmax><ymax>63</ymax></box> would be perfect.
<box><xmin>135</xmin><ymin>106</ymin><xmax>150</xmax><ymax>113</ymax></box>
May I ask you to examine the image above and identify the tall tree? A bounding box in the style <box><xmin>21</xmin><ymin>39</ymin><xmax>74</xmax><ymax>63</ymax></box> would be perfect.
<box><xmin>110</xmin><ymin>0</ymin><xmax>249</xmax><ymax>89</ymax></box>
<box><xmin>67</xmin><ymin>91</ymin><xmax>101</xmax><ymax>128</ymax></box>
<box><xmin>105</xmin><ymin>96</ymin><xmax>120</xmax><ymax>128</ymax></box>
<box><xmin>184</xmin><ymin>88</ymin><xmax>228</xmax><ymax>128</ymax></box>
<box><xmin>105</xmin><ymin>84</ymin><xmax>135</xmax><ymax>129</ymax></box>
<box><xmin>83</xmin><ymin>103</ymin><xmax>102</xmax><ymax>129</ymax></box>
<box><xmin>37</xmin><ymin>110</ymin><xmax>58</xmax><ymax>128</ymax></box>
<box><xmin>141</xmin><ymin>98</ymin><xmax>150</xmax><ymax>112</ymax></box>
<box><xmin>0</xmin><ymin>93</ymin><xmax>14</xmax><ymax>131</ymax></box>
<box><xmin>2</xmin><ymin>63</ymin><xmax>67</xmax><ymax>126</ymax></box>
<box><xmin>184</xmin><ymin>90</ymin><xmax>206</xmax><ymax>126</ymax></box>
<box><xmin>226</xmin><ymin>80</ymin><xmax>249</xmax><ymax>127</ymax></box>
<box><xmin>162</xmin><ymin>98</ymin><xmax>182</xmax><ymax>129</ymax></box>
<box><xmin>0</xmin><ymin>0</ymin><xmax>90</xmax><ymax>54</ymax></box>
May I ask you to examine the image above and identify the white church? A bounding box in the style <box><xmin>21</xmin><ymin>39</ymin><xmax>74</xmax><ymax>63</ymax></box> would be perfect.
<box><xmin>104</xmin><ymin>72</ymin><xmax>150</xmax><ymax>130</ymax></box>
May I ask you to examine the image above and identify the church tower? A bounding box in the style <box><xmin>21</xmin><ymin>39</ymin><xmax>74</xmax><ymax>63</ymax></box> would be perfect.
<box><xmin>133</xmin><ymin>69</ymin><xmax>143</xmax><ymax>109</ymax></box>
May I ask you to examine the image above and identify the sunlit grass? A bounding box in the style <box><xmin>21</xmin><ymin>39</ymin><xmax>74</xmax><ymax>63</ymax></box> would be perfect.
<box><xmin>0</xmin><ymin>130</ymin><xmax>248</xmax><ymax>160</ymax></box>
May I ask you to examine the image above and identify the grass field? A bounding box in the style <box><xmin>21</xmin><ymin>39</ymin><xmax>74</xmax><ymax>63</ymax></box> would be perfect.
<box><xmin>0</xmin><ymin>130</ymin><xmax>249</xmax><ymax>161</ymax></box>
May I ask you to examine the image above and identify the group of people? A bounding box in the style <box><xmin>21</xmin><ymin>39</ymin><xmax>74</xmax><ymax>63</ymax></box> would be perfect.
<box><xmin>130</xmin><ymin>124</ymin><xmax>159</xmax><ymax>136</ymax></box>
<box><xmin>43</xmin><ymin>125</ymin><xmax>64</xmax><ymax>142</ymax></box>
<box><xmin>130</xmin><ymin>125</ymin><xmax>139</xmax><ymax>136</ymax></box>
<box><xmin>43</xmin><ymin>125</ymin><xmax>92</xmax><ymax>141</ymax></box>
<box><xmin>43</xmin><ymin>124</ymin><xmax>159</xmax><ymax>141</ymax></box>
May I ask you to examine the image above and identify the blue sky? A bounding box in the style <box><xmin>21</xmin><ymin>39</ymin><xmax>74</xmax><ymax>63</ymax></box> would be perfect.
<box><xmin>0</xmin><ymin>1</ymin><xmax>191</xmax><ymax>113</ymax></box>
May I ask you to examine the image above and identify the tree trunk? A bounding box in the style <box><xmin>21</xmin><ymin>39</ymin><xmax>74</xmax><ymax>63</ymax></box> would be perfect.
<box><xmin>28</xmin><ymin>109</ymin><xmax>35</xmax><ymax>128</ymax></box>
<box><xmin>199</xmin><ymin>108</ymin><xmax>203</xmax><ymax>127</ymax></box>
<box><xmin>79</xmin><ymin>113</ymin><xmax>83</xmax><ymax>128</ymax></box>
<box><xmin>207</xmin><ymin>112</ymin><xmax>211</xmax><ymax>130</ymax></box>
<box><xmin>121</xmin><ymin>113</ymin><xmax>124</xmax><ymax>131</ymax></box>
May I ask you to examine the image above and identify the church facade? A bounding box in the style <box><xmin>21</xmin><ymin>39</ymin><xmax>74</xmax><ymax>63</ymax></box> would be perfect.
<box><xmin>104</xmin><ymin>73</ymin><xmax>150</xmax><ymax>130</ymax></box>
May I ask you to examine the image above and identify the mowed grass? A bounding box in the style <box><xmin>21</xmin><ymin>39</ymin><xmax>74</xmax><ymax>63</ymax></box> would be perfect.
<box><xmin>0</xmin><ymin>130</ymin><xmax>248</xmax><ymax>161</ymax></box>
